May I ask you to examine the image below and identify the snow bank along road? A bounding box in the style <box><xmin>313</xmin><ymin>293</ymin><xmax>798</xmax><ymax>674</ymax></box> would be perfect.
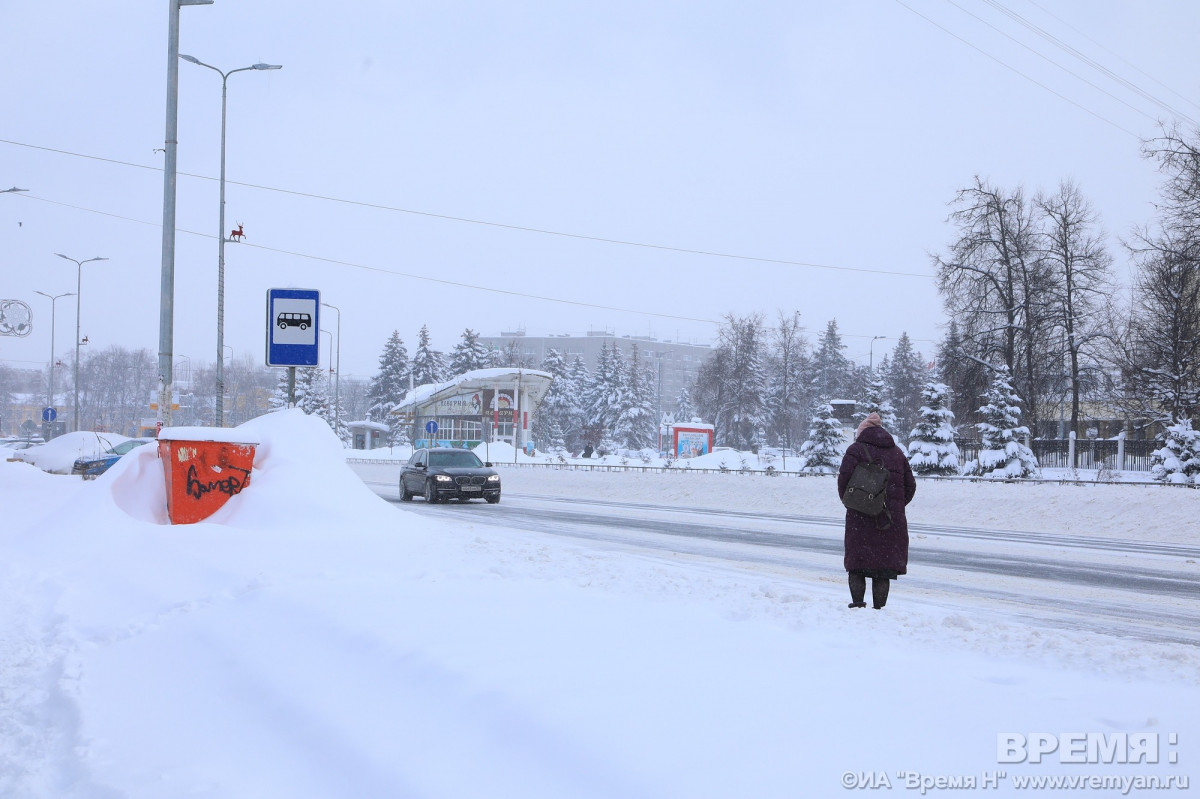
<box><xmin>351</xmin><ymin>463</ymin><xmax>1200</xmax><ymax>648</ymax></box>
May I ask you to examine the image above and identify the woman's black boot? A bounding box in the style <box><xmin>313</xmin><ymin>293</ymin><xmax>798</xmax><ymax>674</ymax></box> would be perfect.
<box><xmin>848</xmin><ymin>573</ymin><xmax>867</xmax><ymax>608</ymax></box>
<box><xmin>872</xmin><ymin>577</ymin><xmax>890</xmax><ymax>609</ymax></box>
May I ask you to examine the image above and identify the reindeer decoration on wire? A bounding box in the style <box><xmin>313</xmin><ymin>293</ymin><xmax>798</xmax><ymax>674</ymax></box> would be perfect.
<box><xmin>228</xmin><ymin>222</ymin><xmax>246</xmax><ymax>242</ymax></box>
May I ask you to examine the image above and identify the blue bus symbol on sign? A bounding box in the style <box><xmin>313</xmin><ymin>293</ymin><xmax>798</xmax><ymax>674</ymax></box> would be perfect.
<box><xmin>425</xmin><ymin>420</ymin><xmax>438</xmax><ymax>435</ymax></box>
<box><xmin>265</xmin><ymin>288</ymin><xmax>320</xmax><ymax>367</ymax></box>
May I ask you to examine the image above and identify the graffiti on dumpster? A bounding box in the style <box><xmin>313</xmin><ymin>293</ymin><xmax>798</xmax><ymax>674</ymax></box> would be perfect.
<box><xmin>186</xmin><ymin>463</ymin><xmax>251</xmax><ymax>501</ymax></box>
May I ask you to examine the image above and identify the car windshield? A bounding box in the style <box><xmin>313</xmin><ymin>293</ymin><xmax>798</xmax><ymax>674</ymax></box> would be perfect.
<box><xmin>428</xmin><ymin>451</ymin><xmax>483</xmax><ymax>469</ymax></box>
<box><xmin>110</xmin><ymin>440</ymin><xmax>150</xmax><ymax>456</ymax></box>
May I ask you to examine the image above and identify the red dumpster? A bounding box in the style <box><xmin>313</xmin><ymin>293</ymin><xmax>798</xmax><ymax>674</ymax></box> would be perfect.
<box><xmin>158</xmin><ymin>428</ymin><xmax>259</xmax><ymax>525</ymax></box>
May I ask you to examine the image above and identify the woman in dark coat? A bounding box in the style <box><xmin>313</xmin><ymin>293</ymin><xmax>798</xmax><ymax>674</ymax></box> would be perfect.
<box><xmin>837</xmin><ymin>412</ymin><xmax>917</xmax><ymax>609</ymax></box>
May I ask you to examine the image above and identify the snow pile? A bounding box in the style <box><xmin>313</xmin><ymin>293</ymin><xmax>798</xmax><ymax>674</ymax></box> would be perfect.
<box><xmin>4</xmin><ymin>410</ymin><xmax>1195</xmax><ymax>797</ymax></box>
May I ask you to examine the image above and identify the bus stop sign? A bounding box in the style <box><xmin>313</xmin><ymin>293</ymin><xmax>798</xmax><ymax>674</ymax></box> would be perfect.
<box><xmin>265</xmin><ymin>288</ymin><xmax>320</xmax><ymax>367</ymax></box>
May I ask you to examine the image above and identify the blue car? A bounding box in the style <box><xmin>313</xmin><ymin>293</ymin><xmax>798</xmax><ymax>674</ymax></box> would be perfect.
<box><xmin>72</xmin><ymin>439</ymin><xmax>152</xmax><ymax>479</ymax></box>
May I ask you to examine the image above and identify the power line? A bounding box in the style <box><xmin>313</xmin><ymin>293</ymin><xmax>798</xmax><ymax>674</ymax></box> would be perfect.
<box><xmin>0</xmin><ymin>137</ymin><xmax>931</xmax><ymax>279</ymax></box>
<box><xmin>1024</xmin><ymin>0</ymin><xmax>1200</xmax><ymax>117</ymax></box>
<box><xmin>940</xmin><ymin>0</ymin><xmax>1187</xmax><ymax>128</ymax></box>
<box><xmin>19</xmin><ymin>193</ymin><xmax>723</xmax><ymax>325</ymax></box>
<box><xmin>977</xmin><ymin>0</ymin><xmax>1198</xmax><ymax>128</ymax></box>
<box><xmin>891</xmin><ymin>0</ymin><xmax>1141</xmax><ymax>139</ymax></box>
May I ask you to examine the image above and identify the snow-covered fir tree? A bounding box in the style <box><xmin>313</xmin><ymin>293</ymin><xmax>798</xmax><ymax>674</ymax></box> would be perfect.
<box><xmin>365</xmin><ymin>330</ymin><xmax>411</xmax><ymax>446</ymax></box>
<box><xmin>853</xmin><ymin>372</ymin><xmax>898</xmax><ymax>432</ymax></box>
<box><xmin>675</xmin><ymin>384</ymin><xmax>696</xmax><ymax>423</ymax></box>
<box><xmin>532</xmin><ymin>348</ymin><xmax>578</xmax><ymax>454</ymax></box>
<box><xmin>611</xmin><ymin>343</ymin><xmax>657</xmax><ymax>451</ymax></box>
<box><xmin>810</xmin><ymin>319</ymin><xmax>854</xmax><ymax>402</ymax></box>
<box><xmin>584</xmin><ymin>342</ymin><xmax>626</xmax><ymax>442</ymax></box>
<box><xmin>907</xmin><ymin>382</ymin><xmax>960</xmax><ymax>476</ymax></box>
<box><xmin>448</xmin><ymin>328</ymin><xmax>490</xmax><ymax>377</ymax></box>
<box><xmin>1150</xmin><ymin>417</ymin><xmax>1200</xmax><ymax>484</ymax></box>
<box><xmin>565</xmin><ymin>354</ymin><xmax>591</xmax><ymax>449</ymax></box>
<box><xmin>799</xmin><ymin>401</ymin><xmax>846</xmax><ymax>474</ymax></box>
<box><xmin>963</xmin><ymin>366</ymin><xmax>1040</xmax><ymax>479</ymax></box>
<box><xmin>884</xmin><ymin>332</ymin><xmax>926</xmax><ymax>440</ymax></box>
<box><xmin>411</xmin><ymin>324</ymin><xmax>446</xmax><ymax>387</ymax></box>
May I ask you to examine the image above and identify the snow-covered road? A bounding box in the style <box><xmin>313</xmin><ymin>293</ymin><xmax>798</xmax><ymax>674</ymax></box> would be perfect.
<box><xmin>356</xmin><ymin>463</ymin><xmax>1200</xmax><ymax>648</ymax></box>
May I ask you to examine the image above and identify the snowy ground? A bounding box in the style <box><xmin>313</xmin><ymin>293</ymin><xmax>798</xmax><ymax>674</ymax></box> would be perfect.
<box><xmin>1</xmin><ymin>412</ymin><xmax>1196</xmax><ymax>797</ymax></box>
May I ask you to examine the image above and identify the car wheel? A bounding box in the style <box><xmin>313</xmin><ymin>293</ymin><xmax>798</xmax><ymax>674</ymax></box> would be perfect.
<box><xmin>486</xmin><ymin>494</ymin><xmax>500</xmax><ymax>504</ymax></box>
<box><xmin>399</xmin><ymin>480</ymin><xmax>413</xmax><ymax>501</ymax></box>
<box><xmin>424</xmin><ymin>480</ymin><xmax>439</xmax><ymax>504</ymax></box>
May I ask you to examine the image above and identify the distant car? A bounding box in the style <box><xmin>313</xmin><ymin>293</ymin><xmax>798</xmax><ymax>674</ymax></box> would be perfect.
<box><xmin>399</xmin><ymin>447</ymin><xmax>501</xmax><ymax>504</ymax></box>
<box><xmin>72</xmin><ymin>439</ymin><xmax>151</xmax><ymax>479</ymax></box>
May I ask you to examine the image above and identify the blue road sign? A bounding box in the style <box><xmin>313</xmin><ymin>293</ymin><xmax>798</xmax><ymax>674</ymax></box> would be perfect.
<box><xmin>425</xmin><ymin>420</ymin><xmax>438</xmax><ymax>435</ymax></box>
<box><xmin>265</xmin><ymin>288</ymin><xmax>320</xmax><ymax>367</ymax></box>
<box><xmin>42</xmin><ymin>407</ymin><xmax>57</xmax><ymax>422</ymax></box>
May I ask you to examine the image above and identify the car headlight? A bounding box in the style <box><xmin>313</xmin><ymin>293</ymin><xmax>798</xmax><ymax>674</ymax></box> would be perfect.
<box><xmin>486</xmin><ymin>474</ymin><xmax>500</xmax><ymax>483</ymax></box>
<box><xmin>434</xmin><ymin>474</ymin><xmax>454</xmax><ymax>482</ymax></box>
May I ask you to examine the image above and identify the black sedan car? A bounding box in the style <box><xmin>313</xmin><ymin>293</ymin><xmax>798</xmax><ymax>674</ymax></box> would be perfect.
<box><xmin>399</xmin><ymin>447</ymin><xmax>501</xmax><ymax>504</ymax></box>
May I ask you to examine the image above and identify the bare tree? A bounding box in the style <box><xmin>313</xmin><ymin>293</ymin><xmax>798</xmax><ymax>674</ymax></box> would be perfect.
<box><xmin>1035</xmin><ymin>179</ymin><xmax>1116</xmax><ymax>438</ymax></box>
<box><xmin>933</xmin><ymin>177</ymin><xmax>1057</xmax><ymax>435</ymax></box>
<box><xmin>766</xmin><ymin>310</ymin><xmax>809</xmax><ymax>452</ymax></box>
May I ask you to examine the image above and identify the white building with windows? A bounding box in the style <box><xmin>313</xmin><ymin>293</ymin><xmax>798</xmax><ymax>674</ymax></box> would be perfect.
<box><xmin>478</xmin><ymin>330</ymin><xmax>711</xmax><ymax>417</ymax></box>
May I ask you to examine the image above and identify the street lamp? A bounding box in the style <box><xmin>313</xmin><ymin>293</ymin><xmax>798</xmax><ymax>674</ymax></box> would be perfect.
<box><xmin>180</xmin><ymin>53</ymin><xmax>282</xmax><ymax>427</ymax></box>
<box><xmin>321</xmin><ymin>301</ymin><xmax>341</xmax><ymax>436</ymax></box>
<box><xmin>32</xmin><ymin>290</ymin><xmax>74</xmax><ymax>435</ymax></box>
<box><xmin>869</xmin><ymin>335</ymin><xmax>886</xmax><ymax>372</ymax></box>
<box><xmin>56</xmin><ymin>253</ymin><xmax>107</xmax><ymax>432</ymax></box>
<box><xmin>2</xmin><ymin>187</ymin><xmax>29</xmax><ymax>194</ymax></box>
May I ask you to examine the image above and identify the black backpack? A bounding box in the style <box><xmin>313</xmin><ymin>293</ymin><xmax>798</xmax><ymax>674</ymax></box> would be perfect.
<box><xmin>841</xmin><ymin>443</ymin><xmax>892</xmax><ymax>529</ymax></box>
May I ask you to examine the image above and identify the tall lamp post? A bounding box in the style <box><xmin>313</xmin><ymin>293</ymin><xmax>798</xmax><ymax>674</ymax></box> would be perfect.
<box><xmin>869</xmin><ymin>335</ymin><xmax>886</xmax><ymax>372</ymax></box>
<box><xmin>180</xmin><ymin>53</ymin><xmax>282</xmax><ymax>427</ymax></box>
<box><xmin>56</xmin><ymin>253</ymin><xmax>107</xmax><ymax>432</ymax></box>
<box><xmin>2</xmin><ymin>187</ymin><xmax>29</xmax><ymax>194</ymax></box>
<box><xmin>321</xmin><ymin>302</ymin><xmax>341</xmax><ymax>436</ymax></box>
<box><xmin>33</xmin><ymin>290</ymin><xmax>74</xmax><ymax>436</ymax></box>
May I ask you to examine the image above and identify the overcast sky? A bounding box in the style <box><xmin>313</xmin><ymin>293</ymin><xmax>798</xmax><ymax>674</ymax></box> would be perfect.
<box><xmin>4</xmin><ymin>1</ymin><xmax>1200</xmax><ymax>383</ymax></box>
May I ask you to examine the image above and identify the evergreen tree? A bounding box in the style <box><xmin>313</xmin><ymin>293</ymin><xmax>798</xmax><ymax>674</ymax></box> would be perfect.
<box><xmin>296</xmin><ymin>366</ymin><xmax>332</xmax><ymax>420</ymax></box>
<box><xmin>936</xmin><ymin>321</ymin><xmax>987</xmax><ymax>432</ymax></box>
<box><xmin>366</xmin><ymin>330</ymin><xmax>411</xmax><ymax>446</ymax></box>
<box><xmin>448</xmin><ymin>328</ymin><xmax>490</xmax><ymax>377</ymax></box>
<box><xmin>411</xmin><ymin>324</ymin><xmax>446</xmax><ymax>387</ymax></box>
<box><xmin>907</xmin><ymin>382</ymin><xmax>960</xmax><ymax>476</ymax></box>
<box><xmin>268</xmin><ymin>369</ymin><xmax>292</xmax><ymax>411</ymax></box>
<box><xmin>885</xmin><ymin>332</ymin><xmax>926</xmax><ymax>440</ymax></box>
<box><xmin>1150</xmin><ymin>418</ymin><xmax>1200</xmax><ymax>484</ymax></box>
<box><xmin>963</xmin><ymin>366</ymin><xmax>1040</xmax><ymax>479</ymax></box>
<box><xmin>532</xmin><ymin>348</ymin><xmax>577</xmax><ymax>454</ymax></box>
<box><xmin>584</xmin><ymin>342</ymin><xmax>625</xmax><ymax>441</ymax></box>
<box><xmin>612</xmin><ymin>343</ymin><xmax>657</xmax><ymax>450</ymax></box>
<box><xmin>810</xmin><ymin>319</ymin><xmax>854</xmax><ymax>402</ymax></box>
<box><xmin>566</xmin><ymin>354</ymin><xmax>591</xmax><ymax>450</ymax></box>
<box><xmin>675</xmin><ymin>384</ymin><xmax>696</xmax><ymax>422</ymax></box>
<box><xmin>853</xmin><ymin>372</ymin><xmax>898</xmax><ymax>432</ymax></box>
<box><xmin>799</xmin><ymin>401</ymin><xmax>846</xmax><ymax>474</ymax></box>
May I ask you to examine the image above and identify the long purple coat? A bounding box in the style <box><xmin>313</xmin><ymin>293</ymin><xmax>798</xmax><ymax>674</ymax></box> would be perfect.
<box><xmin>837</xmin><ymin>425</ymin><xmax>917</xmax><ymax>576</ymax></box>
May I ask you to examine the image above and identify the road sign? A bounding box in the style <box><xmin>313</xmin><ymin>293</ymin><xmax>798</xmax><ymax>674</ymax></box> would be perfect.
<box><xmin>265</xmin><ymin>288</ymin><xmax>320</xmax><ymax>367</ymax></box>
<box><xmin>42</xmin><ymin>407</ymin><xmax>57</xmax><ymax>422</ymax></box>
<box><xmin>425</xmin><ymin>420</ymin><xmax>438</xmax><ymax>435</ymax></box>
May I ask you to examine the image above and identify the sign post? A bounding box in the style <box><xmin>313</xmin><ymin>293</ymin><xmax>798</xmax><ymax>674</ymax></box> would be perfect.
<box><xmin>266</xmin><ymin>288</ymin><xmax>320</xmax><ymax>407</ymax></box>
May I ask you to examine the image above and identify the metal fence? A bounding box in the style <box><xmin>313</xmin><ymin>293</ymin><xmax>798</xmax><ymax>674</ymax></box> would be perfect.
<box><xmin>955</xmin><ymin>438</ymin><xmax>1159</xmax><ymax>473</ymax></box>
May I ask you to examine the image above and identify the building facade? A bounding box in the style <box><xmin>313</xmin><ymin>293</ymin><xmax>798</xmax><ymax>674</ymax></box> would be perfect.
<box><xmin>478</xmin><ymin>330</ymin><xmax>711</xmax><ymax>419</ymax></box>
